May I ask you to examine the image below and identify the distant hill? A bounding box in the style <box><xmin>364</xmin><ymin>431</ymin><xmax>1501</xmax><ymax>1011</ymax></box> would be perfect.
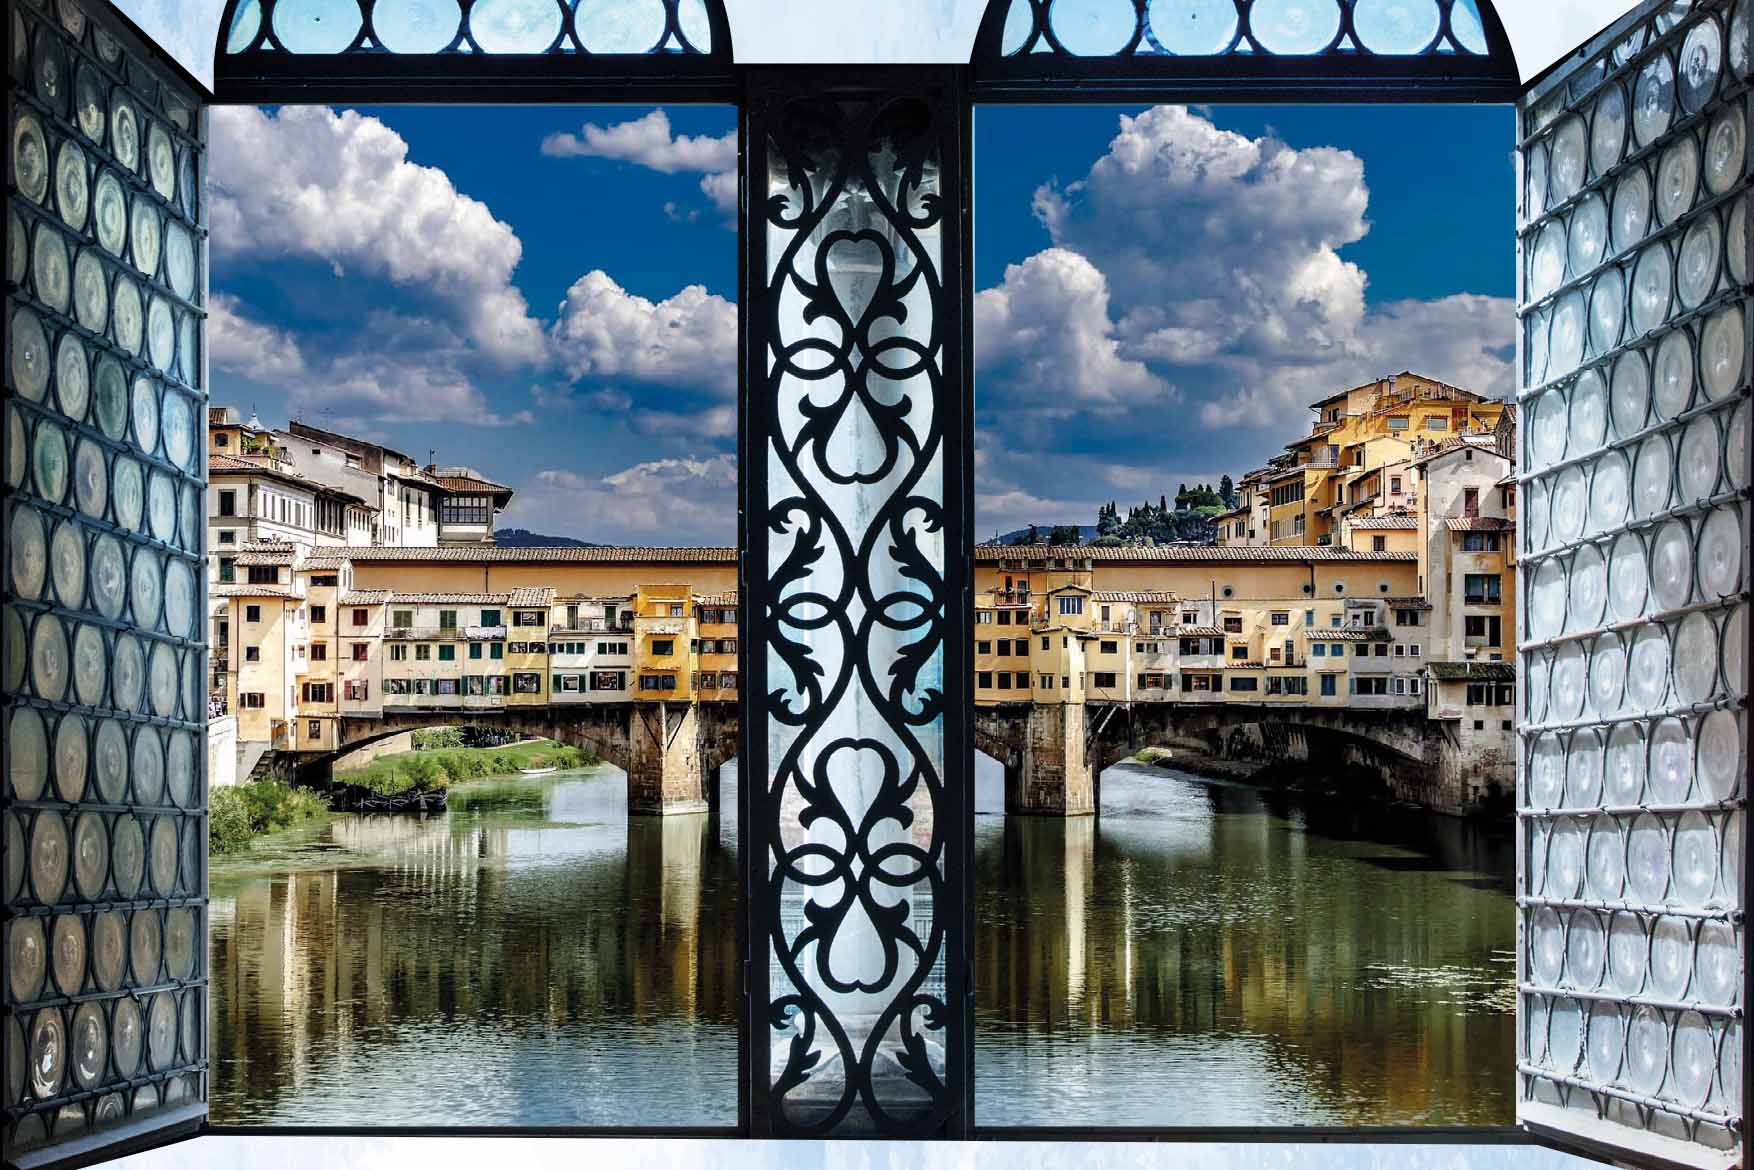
<box><xmin>985</xmin><ymin>525</ymin><xmax>1100</xmax><ymax>546</ymax></box>
<box><xmin>494</xmin><ymin>528</ymin><xmax>605</xmax><ymax>548</ymax></box>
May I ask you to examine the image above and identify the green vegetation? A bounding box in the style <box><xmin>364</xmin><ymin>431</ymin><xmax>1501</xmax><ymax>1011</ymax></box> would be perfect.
<box><xmin>334</xmin><ymin>738</ymin><xmax>596</xmax><ymax>796</ymax></box>
<box><xmin>209</xmin><ymin>779</ymin><xmax>329</xmax><ymax>855</ymax></box>
<box><xmin>411</xmin><ymin>727</ymin><xmax>465</xmax><ymax>751</ymax></box>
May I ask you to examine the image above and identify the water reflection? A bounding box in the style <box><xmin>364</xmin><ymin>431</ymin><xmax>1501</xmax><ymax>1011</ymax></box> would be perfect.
<box><xmin>208</xmin><ymin>768</ymin><xmax>740</xmax><ymax>1126</ymax></box>
<box><xmin>210</xmin><ymin>761</ymin><xmax>1514</xmax><ymax>1127</ymax></box>
<box><xmin>973</xmin><ymin>761</ymin><xmax>1517</xmax><ymax>1127</ymax></box>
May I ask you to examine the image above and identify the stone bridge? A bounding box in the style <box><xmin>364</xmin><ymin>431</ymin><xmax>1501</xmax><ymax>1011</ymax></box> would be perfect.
<box><xmin>975</xmin><ymin>701</ymin><xmax>1495</xmax><ymax>817</ymax></box>
<box><xmin>284</xmin><ymin>702</ymin><xmax>740</xmax><ymax>815</ymax></box>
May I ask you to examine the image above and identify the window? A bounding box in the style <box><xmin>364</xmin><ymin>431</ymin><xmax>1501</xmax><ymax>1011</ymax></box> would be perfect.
<box><xmin>415</xmin><ymin>645</ymin><xmax>431</xmax><ymax>661</ymax></box>
<box><xmin>1425</xmin><ymin>416</ymin><xmax>1449</xmax><ymax>430</ymax></box>
<box><xmin>1100</xmin><ymin>641</ymin><xmax>1118</xmax><ymax>654</ymax></box>
<box><xmin>1464</xmin><ymin>574</ymin><xmax>1502</xmax><ymax>604</ymax></box>
<box><xmin>243</xmin><ymin>647</ymin><xmax>260</xmax><ymax>663</ymax></box>
<box><xmin>219</xmin><ymin>558</ymin><xmax>236</xmax><ymax>583</ymax></box>
<box><xmin>438</xmin><ymin>645</ymin><xmax>456</xmax><ymax>662</ymax></box>
<box><xmin>653</xmin><ymin>639</ymin><xmax>675</xmax><ymax>656</ymax></box>
<box><xmin>439</xmin><ymin>609</ymin><xmax>458</xmax><ymax>630</ymax></box>
<box><xmin>1182</xmin><ymin>612</ymin><xmax>1199</xmax><ymax>624</ymax></box>
<box><xmin>301</xmin><ymin>683</ymin><xmax>332</xmax><ymax>703</ymax></box>
<box><xmin>351</xmin><ymin>643</ymin><xmax>369</xmax><ymax>661</ymax></box>
<box><xmin>310</xmin><ymin>605</ymin><xmax>328</xmax><ymax>624</ymax></box>
<box><xmin>217</xmin><ymin>529</ymin><xmax>237</xmax><ymax>546</ymax></box>
<box><xmin>1462</xmin><ymin>530</ymin><xmax>1501</xmax><ymax>552</ymax></box>
<box><xmin>1229</xmin><ymin>676</ymin><xmax>1258</xmax><ymax>692</ymax></box>
<box><xmin>977</xmin><ymin>672</ymin><xmax>992</xmax><ymax>689</ymax></box>
<box><xmin>1312</xmin><ymin>644</ymin><xmax>1326</xmax><ymax>657</ymax></box>
<box><xmin>352</xmin><ymin>608</ymin><xmax>369</xmax><ymax>626</ymax></box>
<box><xmin>515</xmin><ymin>610</ymin><xmax>545</xmax><ymax>626</ymax></box>
<box><xmin>1395</xmin><ymin>609</ymin><xmax>1422</xmax><ymax>626</ymax></box>
<box><xmin>441</xmin><ymin>495</ymin><xmax>492</xmax><ymax>525</ymax></box>
<box><xmin>1390</xmin><ymin>476</ymin><xmax>1403</xmax><ymax>493</ymax></box>
<box><xmin>490</xmin><ymin>643</ymin><xmax>504</xmax><ymax>660</ymax></box>
<box><xmin>1386</xmin><ymin>416</ymin><xmax>1410</xmax><ymax>430</ymax></box>
<box><xmin>247</xmin><ymin>565</ymin><xmax>279</xmax><ymax>584</ymax></box>
<box><xmin>218</xmin><ymin>489</ymin><xmax>236</xmax><ymax>516</ymax></box>
<box><xmin>1039</xmin><ymin>637</ymin><xmax>1048</xmax><ymax>651</ymax></box>
<box><xmin>975</xmin><ymin>611</ymin><xmax>994</xmax><ymax>624</ymax></box>
<box><xmin>997</xmin><ymin>641</ymin><xmax>1011</xmax><ymax>657</ymax></box>
<box><xmin>589</xmin><ymin>671</ymin><xmax>625</xmax><ymax>691</ymax></box>
<box><xmin>1231</xmin><ymin>646</ymin><xmax>1248</xmax><ymax>661</ymax></box>
<box><xmin>1266</xmin><ymin>676</ymin><xmax>1309</xmax><ymax>696</ymax></box>
<box><xmin>481</xmin><ymin>609</ymin><xmax>502</xmax><ymax>627</ymax></box>
<box><xmin>245</xmin><ymin>605</ymin><xmax>261</xmax><ymax>623</ymax></box>
<box><xmin>311</xmin><ymin>643</ymin><xmax>327</xmax><ymax>662</ymax></box>
<box><xmin>1040</xmin><ymin>675</ymin><xmax>1054</xmax><ymax>689</ymax></box>
<box><xmin>1093</xmin><ymin>672</ymin><xmax>1117</xmax><ymax>689</ymax></box>
<box><xmin>1333</xmin><ymin>645</ymin><xmax>1347</xmax><ymax>658</ymax></box>
<box><xmin>976</xmin><ymin>641</ymin><xmax>992</xmax><ymax>654</ymax></box>
<box><xmin>1372</xmin><ymin>534</ymin><xmax>1387</xmax><ymax>552</ymax></box>
<box><xmin>241</xmin><ymin>693</ymin><xmax>265</xmax><ymax>710</ymax></box>
<box><xmin>392</xmin><ymin>609</ymin><xmax>413</xmax><ymax>629</ymax></box>
<box><xmin>1222</xmin><ymin>617</ymin><xmax>1243</xmax><ymax>633</ymax></box>
<box><xmin>1353</xmin><ymin>677</ymin><xmax>1390</xmax><ymax>696</ymax></box>
<box><xmin>343</xmin><ymin>681</ymin><xmax>369</xmax><ymax>701</ymax></box>
<box><xmin>1320</xmin><ymin>675</ymin><xmax>1338</xmax><ymax>697</ymax></box>
<box><xmin>1057</xmin><ymin>595</ymin><xmax>1084</xmax><ymax>616</ymax></box>
<box><xmin>1270</xmin><ymin>612</ymin><xmax>1288</xmax><ymax>626</ymax></box>
<box><xmin>389</xmin><ymin>645</ymin><xmax>408</xmax><ymax>662</ymax></box>
<box><xmin>1304</xmin><ymin>610</ymin><xmax>1315</xmax><ymax>627</ymax></box>
<box><xmin>639</xmin><ymin>675</ymin><xmax>678</xmax><ymax>692</ymax></box>
<box><xmin>996</xmin><ymin>672</ymin><xmax>1013</xmax><ymax>690</ymax></box>
<box><xmin>470</xmin><ymin>643</ymin><xmax>483</xmax><ymax>660</ymax></box>
<box><xmin>513</xmin><ymin>673</ymin><xmax>542</xmax><ymax>694</ymax></box>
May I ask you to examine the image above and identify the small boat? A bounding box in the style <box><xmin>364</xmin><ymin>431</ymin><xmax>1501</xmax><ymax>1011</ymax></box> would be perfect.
<box><xmin>519</xmin><ymin>765</ymin><xmax>558</xmax><ymax>776</ymax></box>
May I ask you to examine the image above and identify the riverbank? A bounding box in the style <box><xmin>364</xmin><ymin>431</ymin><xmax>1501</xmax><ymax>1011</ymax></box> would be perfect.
<box><xmin>332</xmin><ymin>737</ymin><xmax>596</xmax><ymax>797</ymax></box>
<box><xmin>211</xmin><ymin>779</ymin><xmax>330</xmax><ymax>855</ymax></box>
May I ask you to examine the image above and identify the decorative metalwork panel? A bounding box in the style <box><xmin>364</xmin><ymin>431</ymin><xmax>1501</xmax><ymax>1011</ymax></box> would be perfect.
<box><xmin>988</xmin><ymin>0</ymin><xmax>1489</xmax><ymax>57</ymax></box>
<box><xmin>1516</xmin><ymin>1</ymin><xmax>1750</xmax><ymax>1167</ymax></box>
<box><xmin>221</xmin><ymin>0</ymin><xmax>717</xmax><ymax>56</ymax></box>
<box><xmin>743</xmin><ymin>69</ymin><xmax>971</xmax><ymax>1137</ymax></box>
<box><xmin>5</xmin><ymin>0</ymin><xmax>209</xmax><ymax>1163</ymax></box>
<box><xmin>971</xmin><ymin>0</ymin><xmax>1518</xmax><ymax>101</ymax></box>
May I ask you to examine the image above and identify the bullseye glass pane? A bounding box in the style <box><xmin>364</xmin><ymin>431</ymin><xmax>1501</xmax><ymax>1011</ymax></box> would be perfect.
<box><xmin>3</xmin><ymin>2</ymin><xmax>208</xmax><ymax>1160</ymax></box>
<box><xmin>1518</xmin><ymin>3</ymin><xmax>1749</xmax><ymax>1166</ymax></box>
<box><xmin>989</xmin><ymin>0</ymin><xmax>1493</xmax><ymax>57</ymax></box>
<box><xmin>228</xmin><ymin>0</ymin><xmax>716</xmax><ymax>56</ymax></box>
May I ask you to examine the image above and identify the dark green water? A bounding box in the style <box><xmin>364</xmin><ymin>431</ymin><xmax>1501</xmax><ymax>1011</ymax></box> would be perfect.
<box><xmin>208</xmin><ymin>762</ymin><xmax>1514</xmax><ymax>1126</ymax></box>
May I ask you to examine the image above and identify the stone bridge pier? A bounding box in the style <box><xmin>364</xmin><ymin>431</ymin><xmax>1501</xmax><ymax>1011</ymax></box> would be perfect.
<box><xmin>975</xmin><ymin>701</ymin><xmax>1481</xmax><ymax>817</ymax></box>
<box><xmin>317</xmin><ymin>701</ymin><xmax>741</xmax><ymax>817</ymax></box>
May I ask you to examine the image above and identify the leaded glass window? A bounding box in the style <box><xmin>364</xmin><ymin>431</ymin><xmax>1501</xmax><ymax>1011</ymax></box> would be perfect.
<box><xmin>1516</xmin><ymin>1</ymin><xmax>1751</xmax><ymax>1166</ymax></box>
<box><xmin>5</xmin><ymin>0</ymin><xmax>210</xmax><ymax>1162</ymax></box>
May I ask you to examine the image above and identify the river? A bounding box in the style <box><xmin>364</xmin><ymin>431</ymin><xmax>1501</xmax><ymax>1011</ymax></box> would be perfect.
<box><xmin>207</xmin><ymin>760</ymin><xmax>1515</xmax><ymax>1127</ymax></box>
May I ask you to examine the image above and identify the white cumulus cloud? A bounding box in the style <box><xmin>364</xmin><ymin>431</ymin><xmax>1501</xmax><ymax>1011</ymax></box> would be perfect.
<box><xmin>542</xmin><ymin>109</ymin><xmax>737</xmax><ymax>223</ymax></box>
<box><xmin>505</xmin><ymin>456</ymin><xmax>738</xmax><ymax>545</ymax></box>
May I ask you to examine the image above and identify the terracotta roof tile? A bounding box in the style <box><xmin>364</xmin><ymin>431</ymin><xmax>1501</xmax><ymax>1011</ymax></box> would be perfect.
<box><xmin>346</xmin><ymin>546</ymin><xmax>738</xmax><ymax>564</ymax></box>
<box><xmin>1444</xmin><ymin>516</ymin><xmax>1514</xmax><ymax>532</ymax></box>
<box><xmin>1348</xmin><ymin>516</ymin><xmax>1419</xmax><ymax>531</ymax></box>
<box><xmin>507</xmin><ymin>587</ymin><xmax>556</xmax><ymax>608</ymax></box>
<box><xmin>977</xmin><ymin>545</ymin><xmax>1416</xmax><ymax>564</ymax></box>
<box><xmin>386</xmin><ymin>592</ymin><xmax>514</xmax><ymax>605</ymax></box>
<box><xmin>340</xmin><ymin>590</ymin><xmax>391</xmax><ymax>605</ymax></box>
<box><xmin>212</xmin><ymin>585</ymin><xmax>299</xmax><ymax>599</ymax></box>
<box><xmin>1428</xmin><ymin>661</ymin><xmax>1516</xmax><ymax>682</ymax></box>
<box><xmin>1091</xmin><ymin>591</ymin><xmax>1180</xmax><ymax>604</ymax></box>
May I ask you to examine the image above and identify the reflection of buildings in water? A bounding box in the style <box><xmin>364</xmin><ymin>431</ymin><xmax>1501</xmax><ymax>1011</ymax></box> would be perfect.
<box><xmin>974</xmin><ymin>766</ymin><xmax>1516</xmax><ymax>1124</ymax></box>
<box><xmin>209</xmin><ymin>779</ymin><xmax>739</xmax><ymax>1120</ymax></box>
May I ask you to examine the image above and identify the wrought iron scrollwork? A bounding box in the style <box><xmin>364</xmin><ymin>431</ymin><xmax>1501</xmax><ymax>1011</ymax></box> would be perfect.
<box><xmin>745</xmin><ymin>74</ymin><xmax>970</xmax><ymax>1137</ymax></box>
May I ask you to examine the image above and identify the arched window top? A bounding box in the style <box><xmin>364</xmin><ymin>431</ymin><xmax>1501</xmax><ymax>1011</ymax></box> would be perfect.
<box><xmin>973</xmin><ymin>0</ymin><xmax>1520</xmax><ymax>101</ymax></box>
<box><xmin>215</xmin><ymin>0</ymin><xmax>734</xmax><ymax>101</ymax></box>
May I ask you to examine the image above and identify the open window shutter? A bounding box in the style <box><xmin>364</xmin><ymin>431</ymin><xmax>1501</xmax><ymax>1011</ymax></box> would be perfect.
<box><xmin>5</xmin><ymin>0</ymin><xmax>208</xmax><ymax>1164</ymax></box>
<box><xmin>1516</xmin><ymin>1</ymin><xmax>1750</xmax><ymax>1167</ymax></box>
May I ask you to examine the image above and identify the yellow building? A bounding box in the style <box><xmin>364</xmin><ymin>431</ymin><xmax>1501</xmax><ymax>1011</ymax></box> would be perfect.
<box><xmin>506</xmin><ymin>587</ymin><xmax>555</xmax><ymax>706</ymax></box>
<box><xmin>633</xmin><ymin>584</ymin><xmax>698</xmax><ymax>702</ymax></box>
<box><xmin>694</xmin><ymin>592</ymin><xmax>740</xmax><ymax>701</ymax></box>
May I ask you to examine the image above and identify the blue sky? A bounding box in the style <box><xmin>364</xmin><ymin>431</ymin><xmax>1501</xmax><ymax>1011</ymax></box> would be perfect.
<box><xmin>209</xmin><ymin>101</ymin><xmax>1516</xmax><ymax>544</ymax></box>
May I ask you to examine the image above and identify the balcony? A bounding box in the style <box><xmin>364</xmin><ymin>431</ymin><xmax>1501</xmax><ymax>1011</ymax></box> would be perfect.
<box><xmin>464</xmin><ymin>624</ymin><xmax>508</xmax><ymax>640</ymax></box>
<box><xmin>385</xmin><ymin>626</ymin><xmax>438</xmax><ymax>641</ymax></box>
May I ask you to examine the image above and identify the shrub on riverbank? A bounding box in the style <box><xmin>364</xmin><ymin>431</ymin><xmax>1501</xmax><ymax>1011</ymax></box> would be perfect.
<box><xmin>411</xmin><ymin>727</ymin><xmax>464</xmax><ymax>751</ymax></box>
<box><xmin>210</xmin><ymin>780</ymin><xmax>328</xmax><ymax>855</ymax></box>
<box><xmin>335</xmin><ymin>739</ymin><xmax>595</xmax><ymax>796</ymax></box>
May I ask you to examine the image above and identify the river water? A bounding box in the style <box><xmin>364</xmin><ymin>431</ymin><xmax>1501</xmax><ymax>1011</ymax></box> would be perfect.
<box><xmin>208</xmin><ymin>760</ymin><xmax>1515</xmax><ymax>1127</ymax></box>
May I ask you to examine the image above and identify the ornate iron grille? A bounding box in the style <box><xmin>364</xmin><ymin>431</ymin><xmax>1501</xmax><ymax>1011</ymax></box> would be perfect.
<box><xmin>1515</xmin><ymin>1</ymin><xmax>1752</xmax><ymax>1166</ymax></box>
<box><xmin>741</xmin><ymin>68</ymin><xmax>973</xmax><ymax>1138</ymax></box>
<box><xmin>214</xmin><ymin>0</ymin><xmax>735</xmax><ymax>103</ymax></box>
<box><xmin>4</xmin><ymin>0</ymin><xmax>210</xmax><ymax>1162</ymax></box>
<box><xmin>972</xmin><ymin>0</ymin><xmax>1518</xmax><ymax>101</ymax></box>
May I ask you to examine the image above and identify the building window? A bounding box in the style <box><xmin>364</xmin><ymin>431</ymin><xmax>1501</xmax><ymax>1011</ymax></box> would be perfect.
<box><xmin>470</xmin><ymin>643</ymin><xmax>483</xmax><ymax>660</ymax></box>
<box><xmin>1464</xmin><ymin>574</ymin><xmax>1503</xmax><ymax>605</ymax></box>
<box><xmin>1057</xmin><ymin>595</ymin><xmax>1084</xmax><ymax>616</ymax></box>
<box><xmin>1390</xmin><ymin>476</ymin><xmax>1403</xmax><ymax>493</ymax></box>
<box><xmin>1100</xmin><ymin>641</ymin><xmax>1118</xmax><ymax>654</ymax></box>
<box><xmin>1462</xmin><ymin>531</ymin><xmax>1502</xmax><ymax>552</ymax></box>
<box><xmin>513</xmin><ymin>673</ymin><xmax>542</xmax><ymax>694</ymax></box>
<box><xmin>514</xmin><ymin>610</ymin><xmax>545</xmax><ymax>626</ymax></box>
<box><xmin>1425</xmin><ymin>416</ymin><xmax>1449</xmax><ymax>430</ymax></box>
<box><xmin>1386</xmin><ymin>416</ymin><xmax>1410</xmax><ymax>430</ymax></box>
<box><xmin>247</xmin><ymin>565</ymin><xmax>278</xmax><ymax>584</ymax></box>
<box><xmin>1320</xmin><ymin>675</ymin><xmax>1337</xmax><ymax>697</ymax></box>
<box><xmin>978</xmin><ymin>672</ymin><xmax>993</xmax><ymax>689</ymax></box>
<box><xmin>1271</xmin><ymin>612</ymin><xmax>1289</xmax><ymax>626</ymax></box>
<box><xmin>301</xmin><ymin>683</ymin><xmax>332</xmax><ymax>703</ymax></box>
<box><xmin>976</xmin><ymin>641</ymin><xmax>991</xmax><ymax>654</ymax></box>
<box><xmin>589</xmin><ymin>671</ymin><xmax>625</xmax><ymax>691</ymax></box>
<box><xmin>241</xmin><ymin>693</ymin><xmax>265</xmax><ymax>709</ymax></box>
<box><xmin>415</xmin><ymin>645</ymin><xmax>431</xmax><ymax>661</ymax></box>
<box><xmin>351</xmin><ymin>643</ymin><xmax>369</xmax><ymax>661</ymax></box>
<box><xmin>344</xmin><ymin>681</ymin><xmax>369</xmax><ymax>701</ymax></box>
<box><xmin>219</xmin><ymin>559</ymin><xmax>236</xmax><ymax>583</ymax></box>
<box><xmin>218</xmin><ymin>490</ymin><xmax>236</xmax><ymax>516</ymax></box>
<box><xmin>310</xmin><ymin>605</ymin><xmax>327</xmax><ymax>624</ymax></box>
<box><xmin>1354</xmin><ymin>677</ymin><xmax>1390</xmax><ymax>696</ymax></box>
<box><xmin>438</xmin><ymin>645</ymin><xmax>456</xmax><ymax>662</ymax></box>
<box><xmin>392</xmin><ymin>610</ymin><xmax>414</xmax><ymax>629</ymax></box>
<box><xmin>975</xmin><ymin>611</ymin><xmax>994</xmax><ymax>624</ymax></box>
<box><xmin>652</xmin><ymin>639</ymin><xmax>675</xmax><ymax>656</ymax></box>
<box><xmin>390</xmin><ymin>645</ymin><xmax>408</xmax><ymax>662</ymax></box>
<box><xmin>997</xmin><ymin>641</ymin><xmax>1011</xmax><ymax>657</ymax></box>
<box><xmin>1372</xmin><ymin>534</ymin><xmax>1387</xmax><ymax>552</ymax></box>
<box><xmin>997</xmin><ymin>672</ymin><xmax>1013</xmax><ymax>690</ymax></box>
<box><xmin>481</xmin><ymin>609</ymin><xmax>502</xmax><ymax>627</ymax></box>
<box><xmin>1093</xmin><ymin>672</ymin><xmax>1117</xmax><ymax>689</ymax></box>
<box><xmin>311</xmin><ymin>643</ymin><xmax>327</xmax><ymax>662</ymax></box>
<box><xmin>243</xmin><ymin>647</ymin><xmax>260</xmax><ymax>663</ymax></box>
<box><xmin>1231</xmin><ymin>646</ymin><xmax>1248</xmax><ymax>661</ymax></box>
<box><xmin>1230</xmin><ymin>676</ymin><xmax>1259</xmax><ymax>693</ymax></box>
<box><xmin>1223</xmin><ymin>617</ymin><xmax>1243</xmax><ymax>633</ymax></box>
<box><xmin>490</xmin><ymin>643</ymin><xmax>504</xmax><ymax>660</ymax></box>
<box><xmin>244</xmin><ymin>605</ymin><xmax>261</xmax><ymax>623</ymax></box>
